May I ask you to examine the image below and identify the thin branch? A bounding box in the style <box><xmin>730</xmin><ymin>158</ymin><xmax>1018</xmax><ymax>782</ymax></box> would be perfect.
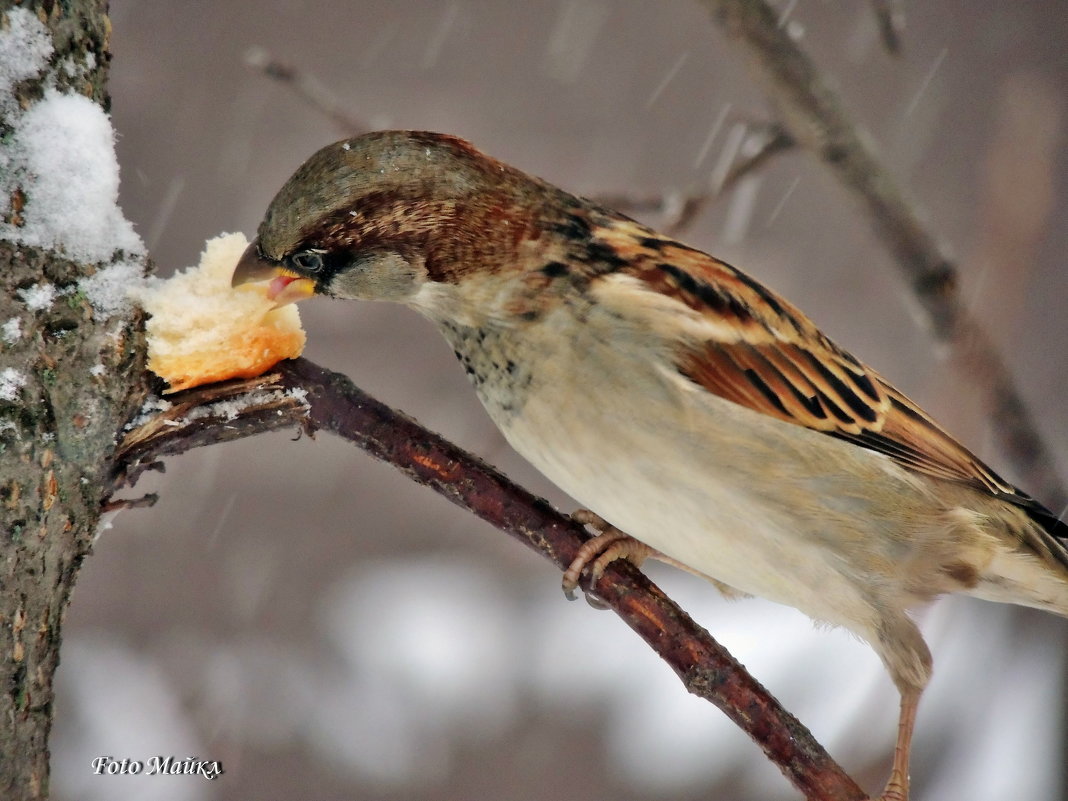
<box><xmin>870</xmin><ymin>0</ymin><xmax>905</xmax><ymax>55</ymax></box>
<box><xmin>588</xmin><ymin>192</ymin><xmax>684</xmax><ymax>220</ymax></box>
<box><xmin>717</xmin><ymin>122</ymin><xmax>794</xmax><ymax>195</ymax></box>
<box><xmin>244</xmin><ymin>47</ymin><xmax>367</xmax><ymax>135</ymax></box>
<box><xmin>698</xmin><ymin>0</ymin><xmax>1066</xmax><ymax>508</ymax></box>
<box><xmin>673</xmin><ymin>122</ymin><xmax>795</xmax><ymax>237</ymax></box>
<box><xmin>113</xmin><ymin>358</ymin><xmax>866</xmax><ymax>801</ymax></box>
<box><xmin>101</xmin><ymin>493</ymin><xmax>159</xmax><ymax>513</ymax></box>
<box><xmin>593</xmin><ymin>122</ymin><xmax>795</xmax><ymax>236</ymax></box>
<box><xmin>589</xmin><ymin>189</ymin><xmax>709</xmax><ymax>235</ymax></box>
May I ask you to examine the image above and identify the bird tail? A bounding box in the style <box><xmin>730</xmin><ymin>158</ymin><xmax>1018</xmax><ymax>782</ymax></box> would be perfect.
<box><xmin>969</xmin><ymin>499</ymin><xmax>1068</xmax><ymax>617</ymax></box>
<box><xmin>1017</xmin><ymin>495</ymin><xmax>1068</xmax><ymax>572</ymax></box>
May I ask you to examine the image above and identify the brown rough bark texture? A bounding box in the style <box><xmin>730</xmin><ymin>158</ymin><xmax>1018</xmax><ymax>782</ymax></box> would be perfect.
<box><xmin>0</xmin><ymin>3</ymin><xmax>148</xmax><ymax>798</ymax></box>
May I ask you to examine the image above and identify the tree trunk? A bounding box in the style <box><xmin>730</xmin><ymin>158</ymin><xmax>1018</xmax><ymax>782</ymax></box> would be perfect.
<box><xmin>0</xmin><ymin>3</ymin><xmax>147</xmax><ymax>797</ymax></box>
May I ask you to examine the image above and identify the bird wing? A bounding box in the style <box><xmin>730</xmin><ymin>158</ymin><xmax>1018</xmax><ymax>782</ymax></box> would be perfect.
<box><xmin>585</xmin><ymin>219</ymin><xmax>1028</xmax><ymax>503</ymax></box>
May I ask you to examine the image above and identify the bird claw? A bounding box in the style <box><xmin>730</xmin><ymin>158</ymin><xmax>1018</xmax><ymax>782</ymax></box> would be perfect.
<box><xmin>561</xmin><ymin>510</ymin><xmax>652</xmax><ymax>608</ymax></box>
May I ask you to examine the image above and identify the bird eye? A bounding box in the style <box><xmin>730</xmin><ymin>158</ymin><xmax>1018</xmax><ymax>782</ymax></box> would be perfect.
<box><xmin>290</xmin><ymin>250</ymin><xmax>324</xmax><ymax>272</ymax></box>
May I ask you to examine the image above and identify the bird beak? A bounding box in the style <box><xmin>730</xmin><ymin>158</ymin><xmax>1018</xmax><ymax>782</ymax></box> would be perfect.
<box><xmin>231</xmin><ymin>240</ymin><xmax>316</xmax><ymax>307</ymax></box>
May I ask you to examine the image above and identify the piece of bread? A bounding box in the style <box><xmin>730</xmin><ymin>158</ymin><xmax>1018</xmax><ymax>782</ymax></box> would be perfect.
<box><xmin>134</xmin><ymin>232</ymin><xmax>306</xmax><ymax>393</ymax></box>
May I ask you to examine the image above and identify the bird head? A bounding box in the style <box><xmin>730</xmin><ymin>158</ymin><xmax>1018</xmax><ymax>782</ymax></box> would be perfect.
<box><xmin>232</xmin><ymin>130</ymin><xmax>536</xmax><ymax>305</ymax></box>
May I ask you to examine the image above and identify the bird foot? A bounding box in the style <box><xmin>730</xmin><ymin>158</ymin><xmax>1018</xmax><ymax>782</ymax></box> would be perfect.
<box><xmin>562</xmin><ymin>510</ymin><xmax>654</xmax><ymax>608</ymax></box>
<box><xmin>867</xmin><ymin>767</ymin><xmax>909</xmax><ymax>801</ymax></box>
<box><xmin>868</xmin><ymin>791</ymin><xmax>907</xmax><ymax>801</ymax></box>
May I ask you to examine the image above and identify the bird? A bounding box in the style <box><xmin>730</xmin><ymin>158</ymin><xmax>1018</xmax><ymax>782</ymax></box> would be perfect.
<box><xmin>231</xmin><ymin>130</ymin><xmax>1068</xmax><ymax>801</ymax></box>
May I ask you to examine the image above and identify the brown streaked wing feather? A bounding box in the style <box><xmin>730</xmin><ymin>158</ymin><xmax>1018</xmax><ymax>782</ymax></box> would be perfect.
<box><xmin>862</xmin><ymin>384</ymin><xmax>1068</xmax><ymax>563</ymax></box>
<box><xmin>593</xmin><ymin>221</ymin><xmax>1023</xmax><ymax>500</ymax></box>
<box><xmin>867</xmin><ymin>383</ymin><xmax>1017</xmax><ymax>495</ymax></box>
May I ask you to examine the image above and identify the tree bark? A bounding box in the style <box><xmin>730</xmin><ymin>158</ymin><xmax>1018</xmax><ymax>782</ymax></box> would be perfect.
<box><xmin>0</xmin><ymin>3</ymin><xmax>148</xmax><ymax>798</ymax></box>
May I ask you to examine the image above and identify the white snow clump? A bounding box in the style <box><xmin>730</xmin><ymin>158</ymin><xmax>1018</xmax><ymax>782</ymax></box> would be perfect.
<box><xmin>0</xmin><ymin>8</ymin><xmax>145</xmax><ymax>265</ymax></box>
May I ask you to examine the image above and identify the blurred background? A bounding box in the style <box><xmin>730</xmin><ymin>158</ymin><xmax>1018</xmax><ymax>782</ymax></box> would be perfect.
<box><xmin>53</xmin><ymin>1</ymin><xmax>1067</xmax><ymax>799</ymax></box>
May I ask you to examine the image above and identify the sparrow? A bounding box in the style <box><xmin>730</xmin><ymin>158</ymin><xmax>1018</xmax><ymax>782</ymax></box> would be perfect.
<box><xmin>232</xmin><ymin>130</ymin><xmax>1068</xmax><ymax>801</ymax></box>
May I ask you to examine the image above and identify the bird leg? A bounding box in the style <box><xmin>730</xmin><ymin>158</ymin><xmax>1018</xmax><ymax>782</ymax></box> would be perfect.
<box><xmin>562</xmin><ymin>510</ymin><xmax>655</xmax><ymax>605</ymax></box>
<box><xmin>873</xmin><ymin>688</ymin><xmax>920</xmax><ymax>801</ymax></box>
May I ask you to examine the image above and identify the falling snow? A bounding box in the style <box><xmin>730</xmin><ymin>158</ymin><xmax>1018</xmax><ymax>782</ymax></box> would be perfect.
<box><xmin>421</xmin><ymin>2</ymin><xmax>460</xmax><ymax>69</ymax></box>
<box><xmin>764</xmin><ymin>175</ymin><xmax>802</xmax><ymax>229</ymax></box>
<box><xmin>694</xmin><ymin>103</ymin><xmax>732</xmax><ymax>169</ymax></box>
<box><xmin>904</xmin><ymin>47</ymin><xmax>949</xmax><ymax>118</ymax></box>
<box><xmin>33</xmin><ymin>5</ymin><xmax>1068</xmax><ymax>801</ymax></box>
<box><xmin>646</xmin><ymin>51</ymin><xmax>689</xmax><ymax>108</ymax></box>
<box><xmin>542</xmin><ymin>0</ymin><xmax>609</xmax><ymax>84</ymax></box>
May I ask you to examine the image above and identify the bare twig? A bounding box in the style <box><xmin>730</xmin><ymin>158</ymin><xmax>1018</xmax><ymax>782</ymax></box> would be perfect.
<box><xmin>717</xmin><ymin>122</ymin><xmax>794</xmax><ymax>195</ymax></box>
<box><xmin>697</xmin><ymin>0</ymin><xmax>1065</xmax><ymax>508</ymax></box>
<box><xmin>593</xmin><ymin>122</ymin><xmax>794</xmax><ymax>237</ymax></box>
<box><xmin>113</xmin><ymin>358</ymin><xmax>867</xmax><ymax>801</ymax></box>
<box><xmin>589</xmin><ymin>192</ymin><xmax>682</xmax><ymax>218</ymax></box>
<box><xmin>663</xmin><ymin>192</ymin><xmax>714</xmax><ymax>237</ymax></box>
<box><xmin>870</xmin><ymin>0</ymin><xmax>905</xmax><ymax>55</ymax></box>
<box><xmin>670</xmin><ymin>122</ymin><xmax>795</xmax><ymax>236</ymax></box>
<box><xmin>244</xmin><ymin>47</ymin><xmax>367</xmax><ymax>135</ymax></box>
<box><xmin>101</xmin><ymin>493</ymin><xmax>159</xmax><ymax>513</ymax></box>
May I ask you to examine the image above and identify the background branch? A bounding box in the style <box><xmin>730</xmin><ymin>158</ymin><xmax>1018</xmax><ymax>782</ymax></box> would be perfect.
<box><xmin>116</xmin><ymin>358</ymin><xmax>867</xmax><ymax>801</ymax></box>
<box><xmin>699</xmin><ymin>0</ymin><xmax>1065</xmax><ymax>508</ymax></box>
<box><xmin>870</xmin><ymin>0</ymin><xmax>906</xmax><ymax>55</ymax></box>
<box><xmin>244</xmin><ymin>48</ymin><xmax>368</xmax><ymax>135</ymax></box>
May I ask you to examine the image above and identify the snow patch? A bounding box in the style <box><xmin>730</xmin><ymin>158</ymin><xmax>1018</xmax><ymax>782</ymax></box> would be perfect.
<box><xmin>59</xmin><ymin>51</ymin><xmax>94</xmax><ymax>80</ymax></box>
<box><xmin>2</xmin><ymin>318</ymin><xmax>21</xmax><ymax>344</ymax></box>
<box><xmin>17</xmin><ymin>282</ymin><xmax>56</xmax><ymax>311</ymax></box>
<box><xmin>89</xmin><ymin>363</ymin><xmax>106</xmax><ymax>377</ymax></box>
<box><xmin>0</xmin><ymin>8</ymin><xmax>53</xmax><ymax>118</ymax></box>
<box><xmin>2</xmin><ymin>10</ymin><xmax>148</xmax><ymax>311</ymax></box>
<box><xmin>0</xmin><ymin>368</ymin><xmax>27</xmax><ymax>401</ymax></box>
<box><xmin>0</xmin><ymin>89</ymin><xmax>145</xmax><ymax>263</ymax></box>
<box><xmin>124</xmin><ymin>395</ymin><xmax>173</xmax><ymax>430</ymax></box>
<box><xmin>182</xmin><ymin>388</ymin><xmax>308</xmax><ymax>423</ymax></box>
<box><xmin>79</xmin><ymin>260</ymin><xmax>146</xmax><ymax>317</ymax></box>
